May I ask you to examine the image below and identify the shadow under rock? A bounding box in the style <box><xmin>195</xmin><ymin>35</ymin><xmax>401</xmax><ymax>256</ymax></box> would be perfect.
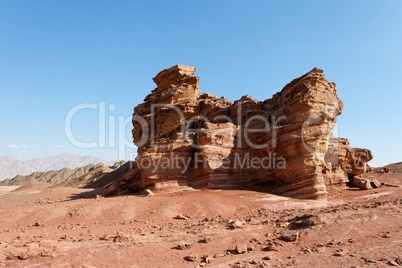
<box><xmin>67</xmin><ymin>188</ymin><xmax>104</xmax><ymax>201</ymax></box>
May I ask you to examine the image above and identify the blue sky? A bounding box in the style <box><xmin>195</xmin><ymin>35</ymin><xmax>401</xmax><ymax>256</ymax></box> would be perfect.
<box><xmin>0</xmin><ymin>0</ymin><xmax>401</xmax><ymax>166</ymax></box>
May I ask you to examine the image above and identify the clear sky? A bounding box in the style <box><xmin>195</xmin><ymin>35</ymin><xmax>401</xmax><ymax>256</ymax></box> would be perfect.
<box><xmin>0</xmin><ymin>0</ymin><xmax>401</xmax><ymax>166</ymax></box>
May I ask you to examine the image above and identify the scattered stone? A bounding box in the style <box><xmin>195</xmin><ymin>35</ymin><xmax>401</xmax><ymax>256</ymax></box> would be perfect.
<box><xmin>184</xmin><ymin>253</ymin><xmax>198</xmax><ymax>262</ymax></box>
<box><xmin>353</xmin><ymin>176</ymin><xmax>373</xmax><ymax>190</ymax></box>
<box><xmin>249</xmin><ymin>237</ymin><xmax>261</xmax><ymax>244</ymax></box>
<box><xmin>262</xmin><ymin>256</ymin><xmax>271</xmax><ymax>260</ymax></box>
<box><xmin>176</xmin><ymin>242</ymin><xmax>192</xmax><ymax>250</ymax></box>
<box><xmin>313</xmin><ymin>244</ymin><xmax>327</xmax><ymax>253</ymax></box>
<box><xmin>247</xmin><ymin>244</ymin><xmax>256</xmax><ymax>252</ymax></box>
<box><xmin>333</xmin><ymin>251</ymin><xmax>345</xmax><ymax>257</ymax></box>
<box><xmin>288</xmin><ymin>214</ymin><xmax>322</xmax><ymax>229</ymax></box>
<box><xmin>200</xmin><ymin>236</ymin><xmax>212</xmax><ymax>243</ymax></box>
<box><xmin>363</xmin><ymin>257</ymin><xmax>377</xmax><ymax>264</ymax></box>
<box><xmin>235</xmin><ymin>244</ymin><xmax>248</xmax><ymax>254</ymax></box>
<box><xmin>145</xmin><ymin>189</ymin><xmax>154</xmax><ymax>197</ymax></box>
<box><xmin>387</xmin><ymin>260</ymin><xmax>399</xmax><ymax>266</ymax></box>
<box><xmin>228</xmin><ymin>220</ymin><xmax>244</xmax><ymax>229</ymax></box>
<box><xmin>98</xmin><ymin>235</ymin><xmax>108</xmax><ymax>241</ymax></box>
<box><xmin>113</xmin><ymin>233</ymin><xmax>131</xmax><ymax>243</ymax></box>
<box><xmin>262</xmin><ymin>240</ymin><xmax>282</xmax><ymax>251</ymax></box>
<box><xmin>382</xmin><ymin>232</ymin><xmax>392</xmax><ymax>238</ymax></box>
<box><xmin>280</xmin><ymin>231</ymin><xmax>299</xmax><ymax>242</ymax></box>
<box><xmin>174</xmin><ymin>214</ymin><xmax>190</xmax><ymax>220</ymax></box>
<box><xmin>18</xmin><ymin>252</ymin><xmax>29</xmax><ymax>260</ymax></box>
<box><xmin>371</xmin><ymin>179</ymin><xmax>382</xmax><ymax>188</ymax></box>
<box><xmin>201</xmin><ymin>255</ymin><xmax>213</xmax><ymax>264</ymax></box>
<box><xmin>261</xmin><ymin>261</ymin><xmax>270</xmax><ymax>267</ymax></box>
<box><xmin>214</xmin><ymin>252</ymin><xmax>225</xmax><ymax>258</ymax></box>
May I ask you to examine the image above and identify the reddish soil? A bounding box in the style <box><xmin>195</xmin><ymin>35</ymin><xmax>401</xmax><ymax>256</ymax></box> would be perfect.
<box><xmin>0</xmin><ymin>173</ymin><xmax>401</xmax><ymax>268</ymax></box>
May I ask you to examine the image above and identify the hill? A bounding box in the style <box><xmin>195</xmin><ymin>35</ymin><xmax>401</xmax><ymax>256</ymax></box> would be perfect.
<box><xmin>385</xmin><ymin>162</ymin><xmax>402</xmax><ymax>173</ymax></box>
<box><xmin>0</xmin><ymin>153</ymin><xmax>113</xmax><ymax>180</ymax></box>
<box><xmin>0</xmin><ymin>161</ymin><xmax>128</xmax><ymax>190</ymax></box>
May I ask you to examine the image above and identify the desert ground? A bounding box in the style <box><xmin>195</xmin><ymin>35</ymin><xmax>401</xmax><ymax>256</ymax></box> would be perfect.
<box><xmin>0</xmin><ymin>173</ymin><xmax>401</xmax><ymax>268</ymax></box>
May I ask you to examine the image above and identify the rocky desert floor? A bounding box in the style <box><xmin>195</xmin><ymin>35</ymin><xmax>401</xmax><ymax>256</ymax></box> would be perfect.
<box><xmin>0</xmin><ymin>173</ymin><xmax>401</xmax><ymax>268</ymax></box>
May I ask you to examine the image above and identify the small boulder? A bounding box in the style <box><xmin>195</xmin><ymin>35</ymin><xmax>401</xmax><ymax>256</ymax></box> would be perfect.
<box><xmin>280</xmin><ymin>231</ymin><xmax>299</xmax><ymax>242</ymax></box>
<box><xmin>228</xmin><ymin>220</ymin><xmax>244</xmax><ymax>229</ymax></box>
<box><xmin>387</xmin><ymin>260</ymin><xmax>399</xmax><ymax>266</ymax></box>
<box><xmin>353</xmin><ymin>176</ymin><xmax>372</xmax><ymax>190</ymax></box>
<box><xmin>371</xmin><ymin>179</ymin><xmax>382</xmax><ymax>188</ymax></box>
<box><xmin>184</xmin><ymin>253</ymin><xmax>198</xmax><ymax>262</ymax></box>
<box><xmin>174</xmin><ymin>214</ymin><xmax>190</xmax><ymax>220</ymax></box>
<box><xmin>176</xmin><ymin>242</ymin><xmax>192</xmax><ymax>250</ymax></box>
<box><xmin>145</xmin><ymin>189</ymin><xmax>154</xmax><ymax>197</ymax></box>
<box><xmin>235</xmin><ymin>244</ymin><xmax>248</xmax><ymax>254</ymax></box>
<box><xmin>200</xmin><ymin>236</ymin><xmax>212</xmax><ymax>243</ymax></box>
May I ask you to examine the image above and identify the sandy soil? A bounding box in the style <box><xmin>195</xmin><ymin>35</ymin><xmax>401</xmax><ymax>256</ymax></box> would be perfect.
<box><xmin>0</xmin><ymin>173</ymin><xmax>401</xmax><ymax>268</ymax></box>
<box><xmin>0</xmin><ymin>186</ymin><xmax>20</xmax><ymax>195</ymax></box>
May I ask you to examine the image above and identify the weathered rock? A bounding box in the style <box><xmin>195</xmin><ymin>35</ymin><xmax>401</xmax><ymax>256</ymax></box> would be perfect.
<box><xmin>325</xmin><ymin>138</ymin><xmax>373</xmax><ymax>187</ymax></box>
<box><xmin>235</xmin><ymin>244</ymin><xmax>248</xmax><ymax>254</ymax></box>
<box><xmin>360</xmin><ymin>180</ymin><xmax>372</xmax><ymax>190</ymax></box>
<box><xmin>184</xmin><ymin>253</ymin><xmax>198</xmax><ymax>262</ymax></box>
<box><xmin>333</xmin><ymin>249</ymin><xmax>346</xmax><ymax>257</ymax></box>
<box><xmin>352</xmin><ymin>176</ymin><xmax>373</xmax><ymax>190</ymax></box>
<box><xmin>371</xmin><ymin>179</ymin><xmax>382</xmax><ymax>188</ymax></box>
<box><xmin>106</xmin><ymin>65</ymin><xmax>373</xmax><ymax>199</ymax></box>
<box><xmin>173</xmin><ymin>214</ymin><xmax>190</xmax><ymax>220</ymax></box>
<box><xmin>200</xmin><ymin>236</ymin><xmax>212</xmax><ymax>243</ymax></box>
<box><xmin>280</xmin><ymin>231</ymin><xmax>299</xmax><ymax>242</ymax></box>
<box><xmin>201</xmin><ymin>255</ymin><xmax>213</xmax><ymax>264</ymax></box>
<box><xmin>247</xmin><ymin>244</ymin><xmax>256</xmax><ymax>251</ymax></box>
<box><xmin>228</xmin><ymin>219</ymin><xmax>245</xmax><ymax>229</ymax></box>
<box><xmin>387</xmin><ymin>260</ymin><xmax>399</xmax><ymax>266</ymax></box>
<box><xmin>382</xmin><ymin>232</ymin><xmax>392</xmax><ymax>238</ymax></box>
<box><xmin>144</xmin><ymin>189</ymin><xmax>154</xmax><ymax>197</ymax></box>
<box><xmin>176</xmin><ymin>242</ymin><xmax>192</xmax><ymax>250</ymax></box>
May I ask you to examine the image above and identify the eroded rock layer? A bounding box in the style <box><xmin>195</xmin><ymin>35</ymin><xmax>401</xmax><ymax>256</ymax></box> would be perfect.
<box><xmin>324</xmin><ymin>138</ymin><xmax>373</xmax><ymax>186</ymax></box>
<box><xmin>108</xmin><ymin>65</ymin><xmax>372</xmax><ymax>199</ymax></box>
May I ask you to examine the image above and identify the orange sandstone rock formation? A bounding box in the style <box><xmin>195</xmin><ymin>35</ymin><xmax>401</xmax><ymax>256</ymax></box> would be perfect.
<box><xmin>106</xmin><ymin>65</ymin><xmax>372</xmax><ymax>199</ymax></box>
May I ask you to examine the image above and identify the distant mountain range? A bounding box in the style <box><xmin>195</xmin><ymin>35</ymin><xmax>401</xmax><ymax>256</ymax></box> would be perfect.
<box><xmin>385</xmin><ymin>162</ymin><xmax>402</xmax><ymax>173</ymax></box>
<box><xmin>0</xmin><ymin>160</ymin><xmax>129</xmax><ymax>190</ymax></box>
<box><xmin>0</xmin><ymin>153</ymin><xmax>115</xmax><ymax>181</ymax></box>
